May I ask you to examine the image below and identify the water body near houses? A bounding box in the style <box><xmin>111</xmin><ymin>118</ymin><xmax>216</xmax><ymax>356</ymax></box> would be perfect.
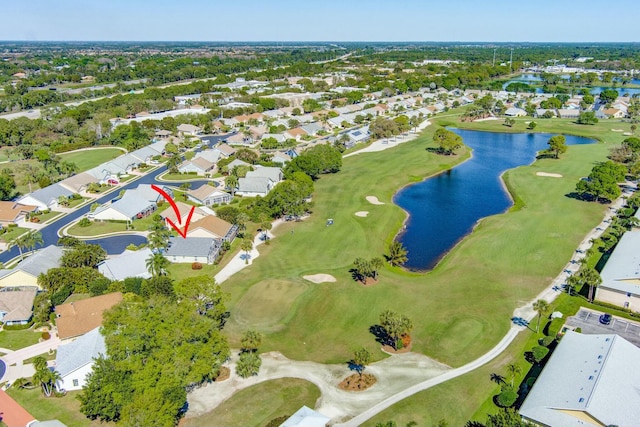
<box><xmin>394</xmin><ymin>129</ymin><xmax>594</xmax><ymax>271</ymax></box>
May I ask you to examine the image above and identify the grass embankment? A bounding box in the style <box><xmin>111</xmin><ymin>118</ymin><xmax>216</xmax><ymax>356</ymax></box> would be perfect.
<box><xmin>58</xmin><ymin>147</ymin><xmax>125</xmax><ymax>171</ymax></box>
<box><xmin>222</xmin><ymin>116</ymin><xmax>619</xmax><ymax>368</ymax></box>
<box><xmin>6</xmin><ymin>388</ymin><xmax>112</xmax><ymax>427</ymax></box>
<box><xmin>182</xmin><ymin>378</ymin><xmax>321</xmax><ymax>427</ymax></box>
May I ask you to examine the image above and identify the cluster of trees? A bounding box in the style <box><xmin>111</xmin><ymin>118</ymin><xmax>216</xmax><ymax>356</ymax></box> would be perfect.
<box><xmin>236</xmin><ymin>330</ymin><xmax>263</xmax><ymax>378</ymax></box>
<box><xmin>79</xmin><ymin>275</ymin><xmax>230</xmax><ymax>426</ymax></box>
<box><xmin>379</xmin><ymin>310</ymin><xmax>413</xmax><ymax>350</ymax></box>
<box><xmin>575</xmin><ymin>160</ymin><xmax>627</xmax><ymax>202</ymax></box>
<box><xmin>433</xmin><ymin>128</ymin><xmax>463</xmax><ymax>155</ymax></box>
<box><xmin>284</xmin><ymin>144</ymin><xmax>342</xmax><ymax>180</ymax></box>
<box><xmin>351</xmin><ymin>257</ymin><xmax>384</xmax><ymax>284</ymax></box>
<box><xmin>369</xmin><ymin>116</ymin><xmax>414</xmax><ymax>139</ymax></box>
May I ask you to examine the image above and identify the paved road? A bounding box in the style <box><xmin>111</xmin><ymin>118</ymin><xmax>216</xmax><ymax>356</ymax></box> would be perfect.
<box><xmin>0</xmin><ymin>133</ymin><xmax>230</xmax><ymax>263</ymax></box>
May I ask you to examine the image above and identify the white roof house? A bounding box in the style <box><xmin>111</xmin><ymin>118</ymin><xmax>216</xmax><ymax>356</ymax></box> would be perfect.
<box><xmin>0</xmin><ymin>245</ymin><xmax>65</xmax><ymax>289</ymax></box>
<box><xmin>164</xmin><ymin>237</ymin><xmax>219</xmax><ymax>264</ymax></box>
<box><xmin>55</xmin><ymin>327</ymin><xmax>106</xmax><ymax>391</ymax></box>
<box><xmin>17</xmin><ymin>184</ymin><xmax>74</xmax><ymax>211</ymax></box>
<box><xmin>504</xmin><ymin>107</ymin><xmax>527</xmax><ymax>117</ymax></box>
<box><xmin>236</xmin><ymin>177</ymin><xmax>274</xmax><ymax>197</ymax></box>
<box><xmin>246</xmin><ymin>166</ymin><xmax>283</xmax><ymax>183</ymax></box>
<box><xmin>91</xmin><ymin>184</ymin><xmax>170</xmax><ymax>222</ymax></box>
<box><xmin>97</xmin><ymin>248</ymin><xmax>153</xmax><ymax>281</ymax></box>
<box><xmin>596</xmin><ymin>230</ymin><xmax>640</xmax><ymax>310</ymax></box>
<box><xmin>279</xmin><ymin>406</ymin><xmax>329</xmax><ymax>427</ymax></box>
<box><xmin>520</xmin><ymin>331</ymin><xmax>640</xmax><ymax>427</ymax></box>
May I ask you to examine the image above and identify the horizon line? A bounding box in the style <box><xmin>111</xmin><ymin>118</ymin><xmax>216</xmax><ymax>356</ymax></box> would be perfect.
<box><xmin>1</xmin><ymin>40</ymin><xmax>639</xmax><ymax>44</ymax></box>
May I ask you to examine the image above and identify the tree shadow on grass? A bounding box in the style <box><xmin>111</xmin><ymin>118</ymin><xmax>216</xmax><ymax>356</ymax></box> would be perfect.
<box><xmin>369</xmin><ymin>324</ymin><xmax>394</xmax><ymax>347</ymax></box>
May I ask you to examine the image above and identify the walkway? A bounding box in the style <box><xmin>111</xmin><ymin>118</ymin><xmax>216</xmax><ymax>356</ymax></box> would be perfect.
<box><xmin>343</xmin><ymin>120</ymin><xmax>431</xmax><ymax>158</ymax></box>
<box><xmin>214</xmin><ymin>219</ymin><xmax>284</xmax><ymax>284</ymax></box>
<box><xmin>0</xmin><ymin>333</ymin><xmax>62</xmax><ymax>384</ymax></box>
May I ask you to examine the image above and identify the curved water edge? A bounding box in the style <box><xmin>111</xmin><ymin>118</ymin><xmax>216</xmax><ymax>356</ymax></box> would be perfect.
<box><xmin>393</xmin><ymin>129</ymin><xmax>595</xmax><ymax>271</ymax></box>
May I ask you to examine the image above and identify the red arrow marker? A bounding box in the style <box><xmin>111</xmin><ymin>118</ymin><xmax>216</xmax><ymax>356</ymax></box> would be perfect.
<box><xmin>151</xmin><ymin>184</ymin><xmax>195</xmax><ymax>238</ymax></box>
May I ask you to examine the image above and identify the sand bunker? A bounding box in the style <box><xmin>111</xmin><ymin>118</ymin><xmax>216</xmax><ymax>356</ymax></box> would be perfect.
<box><xmin>624</xmin><ymin>132</ymin><xmax>633</xmax><ymax>136</ymax></box>
<box><xmin>303</xmin><ymin>274</ymin><xmax>337</xmax><ymax>284</ymax></box>
<box><xmin>536</xmin><ymin>172</ymin><xmax>563</xmax><ymax>178</ymax></box>
<box><xmin>366</xmin><ymin>196</ymin><xmax>385</xmax><ymax>205</ymax></box>
<box><xmin>355</xmin><ymin>211</ymin><xmax>369</xmax><ymax>217</ymax></box>
<box><xmin>611</xmin><ymin>129</ymin><xmax>624</xmax><ymax>132</ymax></box>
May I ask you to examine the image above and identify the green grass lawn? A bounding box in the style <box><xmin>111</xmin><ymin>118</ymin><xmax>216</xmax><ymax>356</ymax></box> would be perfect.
<box><xmin>220</xmin><ymin>116</ymin><xmax>621</xmax><ymax>368</ymax></box>
<box><xmin>6</xmin><ymin>388</ymin><xmax>111</xmax><ymax>427</ymax></box>
<box><xmin>160</xmin><ymin>172</ymin><xmax>206</xmax><ymax>181</ymax></box>
<box><xmin>0</xmin><ymin>329</ymin><xmax>41</xmax><ymax>350</ymax></box>
<box><xmin>34</xmin><ymin>210</ymin><xmax>64</xmax><ymax>223</ymax></box>
<box><xmin>0</xmin><ymin>227</ymin><xmax>30</xmax><ymax>244</ymax></box>
<box><xmin>67</xmin><ymin>220</ymin><xmax>127</xmax><ymax>236</ymax></box>
<box><xmin>182</xmin><ymin>378</ymin><xmax>321</xmax><ymax>427</ymax></box>
<box><xmin>59</xmin><ymin>147</ymin><xmax>124</xmax><ymax>171</ymax></box>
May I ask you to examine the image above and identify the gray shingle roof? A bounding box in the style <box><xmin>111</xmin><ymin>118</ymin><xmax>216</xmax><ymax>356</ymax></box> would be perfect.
<box><xmin>238</xmin><ymin>177</ymin><xmax>271</xmax><ymax>194</ymax></box>
<box><xmin>15</xmin><ymin>245</ymin><xmax>64</xmax><ymax>277</ymax></box>
<box><xmin>520</xmin><ymin>331</ymin><xmax>640</xmax><ymax>427</ymax></box>
<box><xmin>164</xmin><ymin>237</ymin><xmax>215</xmax><ymax>258</ymax></box>
<box><xmin>130</xmin><ymin>146</ymin><xmax>162</xmax><ymax>162</ymax></box>
<box><xmin>21</xmin><ymin>184</ymin><xmax>73</xmax><ymax>206</ymax></box>
<box><xmin>55</xmin><ymin>327</ymin><xmax>106</xmax><ymax>377</ymax></box>
<box><xmin>246</xmin><ymin>166</ymin><xmax>282</xmax><ymax>183</ymax></box>
<box><xmin>97</xmin><ymin>248</ymin><xmax>153</xmax><ymax>281</ymax></box>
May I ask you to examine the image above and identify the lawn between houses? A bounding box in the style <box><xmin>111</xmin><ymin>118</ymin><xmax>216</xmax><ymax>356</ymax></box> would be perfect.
<box><xmin>58</xmin><ymin>147</ymin><xmax>125</xmax><ymax>171</ymax></box>
<box><xmin>220</xmin><ymin>115</ymin><xmax>621</xmax><ymax>370</ymax></box>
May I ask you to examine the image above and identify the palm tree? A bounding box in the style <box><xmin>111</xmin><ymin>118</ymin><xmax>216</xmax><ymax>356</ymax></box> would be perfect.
<box><xmin>32</xmin><ymin>356</ymin><xmax>61</xmax><ymax>397</ymax></box>
<box><xmin>146</xmin><ymin>252</ymin><xmax>170</xmax><ymax>277</ymax></box>
<box><xmin>387</xmin><ymin>241</ymin><xmax>408</xmax><ymax>266</ymax></box>
<box><xmin>582</xmin><ymin>267</ymin><xmax>602</xmax><ymax>302</ymax></box>
<box><xmin>370</xmin><ymin>257</ymin><xmax>384</xmax><ymax>280</ymax></box>
<box><xmin>240</xmin><ymin>236</ymin><xmax>253</xmax><ymax>264</ymax></box>
<box><xmin>506</xmin><ymin>363</ymin><xmax>522</xmax><ymax>387</ymax></box>
<box><xmin>532</xmin><ymin>299</ymin><xmax>550</xmax><ymax>333</ymax></box>
<box><xmin>10</xmin><ymin>231</ymin><xmax>43</xmax><ymax>260</ymax></box>
<box><xmin>226</xmin><ymin>174</ymin><xmax>239</xmax><ymax>196</ymax></box>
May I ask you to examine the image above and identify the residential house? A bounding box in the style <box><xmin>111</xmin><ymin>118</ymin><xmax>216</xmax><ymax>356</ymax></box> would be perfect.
<box><xmin>213</xmin><ymin>143</ymin><xmax>236</xmax><ymax>158</ymax></box>
<box><xmin>224</xmin><ymin>132</ymin><xmax>255</xmax><ymax>146</ymax></box>
<box><xmin>0</xmin><ymin>202</ymin><xmax>37</xmax><ymax>228</ymax></box>
<box><xmin>55</xmin><ymin>292</ymin><xmax>123</xmax><ymax>340</ymax></box>
<box><xmin>97</xmin><ymin>248</ymin><xmax>153</xmax><ymax>281</ymax></box>
<box><xmin>91</xmin><ymin>184</ymin><xmax>172</xmax><ymax>222</ymax></box>
<box><xmin>178</xmin><ymin>156</ymin><xmax>216</xmax><ymax>175</ymax></box>
<box><xmin>261</xmin><ymin>133</ymin><xmax>287</xmax><ymax>144</ymax></box>
<box><xmin>187</xmin><ymin>215</ymin><xmax>237</xmax><ymax>242</ymax></box>
<box><xmin>557</xmin><ymin>109</ymin><xmax>581</xmax><ymax>119</ymax></box>
<box><xmin>596</xmin><ymin>230</ymin><xmax>640</xmax><ymax>311</ymax></box>
<box><xmin>284</xmin><ymin>127</ymin><xmax>308</xmax><ymax>141</ymax></box>
<box><xmin>55</xmin><ymin>327</ymin><xmax>106</xmax><ymax>391</ymax></box>
<box><xmin>271</xmin><ymin>152</ymin><xmax>292</xmax><ymax>165</ymax></box>
<box><xmin>164</xmin><ymin>237</ymin><xmax>219</xmax><ymax>264</ymax></box>
<box><xmin>17</xmin><ymin>184</ymin><xmax>74</xmax><ymax>211</ymax></box>
<box><xmin>174</xmin><ymin>94</ymin><xmax>201</xmax><ymax>105</ymax></box>
<box><xmin>154</xmin><ymin>129</ymin><xmax>172</xmax><ymax>139</ymax></box>
<box><xmin>101</xmin><ymin>154</ymin><xmax>139</xmax><ymax>176</ymax></box>
<box><xmin>233</xmin><ymin>112</ymin><xmax>265</xmax><ymax>124</ymax></box>
<box><xmin>301</xmin><ymin>122</ymin><xmax>324</xmax><ymax>136</ymax></box>
<box><xmin>520</xmin><ymin>331</ymin><xmax>640</xmax><ymax>427</ymax></box>
<box><xmin>187</xmin><ymin>184</ymin><xmax>233</xmax><ymax>206</ymax></box>
<box><xmin>0</xmin><ymin>245</ymin><xmax>65</xmax><ymax>289</ymax></box>
<box><xmin>226</xmin><ymin>159</ymin><xmax>251</xmax><ymax>170</ymax></box>
<box><xmin>236</xmin><ymin>177</ymin><xmax>274</xmax><ymax>197</ymax></box>
<box><xmin>177</xmin><ymin>123</ymin><xmax>202</xmax><ymax>137</ymax></box>
<box><xmin>0</xmin><ymin>287</ymin><xmax>37</xmax><ymax>326</ymax></box>
<box><xmin>327</xmin><ymin>114</ymin><xmax>356</xmax><ymax>128</ymax></box>
<box><xmin>58</xmin><ymin>172</ymin><xmax>99</xmax><ymax>193</ymax></box>
<box><xmin>130</xmin><ymin>145</ymin><xmax>163</xmax><ymax>164</ymax></box>
<box><xmin>535</xmin><ymin>108</ymin><xmax>556</xmax><ymax>118</ymax></box>
<box><xmin>160</xmin><ymin>202</ymin><xmax>207</xmax><ymax>226</ymax></box>
<box><xmin>279</xmin><ymin>406</ymin><xmax>330</xmax><ymax>427</ymax></box>
<box><xmin>603</xmin><ymin>108</ymin><xmax>626</xmax><ymax>119</ymax></box>
<box><xmin>504</xmin><ymin>107</ymin><xmax>527</xmax><ymax>117</ymax></box>
<box><xmin>246</xmin><ymin>166</ymin><xmax>283</xmax><ymax>183</ymax></box>
<box><xmin>346</xmin><ymin>125</ymin><xmax>371</xmax><ymax>148</ymax></box>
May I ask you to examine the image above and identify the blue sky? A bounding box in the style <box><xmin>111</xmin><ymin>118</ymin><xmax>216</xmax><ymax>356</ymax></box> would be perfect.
<box><xmin>3</xmin><ymin>0</ymin><xmax>639</xmax><ymax>42</ymax></box>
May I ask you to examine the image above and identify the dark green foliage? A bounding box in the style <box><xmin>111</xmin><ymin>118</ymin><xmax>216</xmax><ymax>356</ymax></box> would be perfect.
<box><xmin>60</xmin><ymin>242</ymin><xmax>107</xmax><ymax>268</ymax></box>
<box><xmin>599</xmin><ymin>89</ymin><xmax>618</xmax><ymax>104</ymax></box>
<box><xmin>79</xmin><ymin>277</ymin><xmax>230</xmax><ymax>426</ymax></box>
<box><xmin>89</xmin><ymin>277</ymin><xmax>111</xmax><ymax>296</ymax></box>
<box><xmin>496</xmin><ymin>389</ymin><xmax>518</xmax><ymax>407</ymax></box>
<box><xmin>38</xmin><ymin>266</ymin><xmax>103</xmax><ymax>297</ymax></box>
<box><xmin>547</xmin><ymin>135</ymin><xmax>567</xmax><ymax>158</ymax></box>
<box><xmin>57</xmin><ymin>236</ymin><xmax>82</xmax><ymax>247</ymax></box>
<box><xmin>123</xmin><ymin>277</ymin><xmax>144</xmax><ymax>295</ymax></box>
<box><xmin>240</xmin><ymin>330</ymin><xmax>262</xmax><ymax>353</ymax></box>
<box><xmin>141</xmin><ymin>276</ymin><xmax>176</xmax><ymax>299</ymax></box>
<box><xmin>433</xmin><ymin>128</ymin><xmax>463</xmax><ymax>155</ymax></box>
<box><xmin>236</xmin><ymin>351</ymin><xmax>262</xmax><ymax>378</ymax></box>
<box><xmin>484</xmin><ymin>408</ymin><xmax>534</xmax><ymax>426</ymax></box>
<box><xmin>531</xmin><ymin>345</ymin><xmax>550</xmax><ymax>363</ymax></box>
<box><xmin>575</xmin><ymin>161</ymin><xmax>627</xmax><ymax>201</ymax></box>
<box><xmin>576</xmin><ymin>111</ymin><xmax>598</xmax><ymax>125</ymax></box>
<box><xmin>539</xmin><ymin>336</ymin><xmax>555</xmax><ymax>347</ymax></box>
<box><xmin>216</xmin><ymin>205</ymin><xmax>242</xmax><ymax>225</ymax></box>
<box><xmin>0</xmin><ymin>172</ymin><xmax>16</xmax><ymax>201</ymax></box>
<box><xmin>284</xmin><ymin>144</ymin><xmax>342</xmax><ymax>179</ymax></box>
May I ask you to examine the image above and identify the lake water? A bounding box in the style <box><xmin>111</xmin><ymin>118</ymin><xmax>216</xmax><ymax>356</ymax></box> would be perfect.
<box><xmin>394</xmin><ymin>130</ymin><xmax>594</xmax><ymax>271</ymax></box>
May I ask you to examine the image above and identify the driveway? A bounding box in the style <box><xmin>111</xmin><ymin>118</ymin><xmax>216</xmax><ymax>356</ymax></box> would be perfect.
<box><xmin>565</xmin><ymin>308</ymin><xmax>640</xmax><ymax>347</ymax></box>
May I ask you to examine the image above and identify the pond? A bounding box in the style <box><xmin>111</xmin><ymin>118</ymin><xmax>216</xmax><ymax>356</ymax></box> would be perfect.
<box><xmin>393</xmin><ymin>130</ymin><xmax>594</xmax><ymax>271</ymax></box>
